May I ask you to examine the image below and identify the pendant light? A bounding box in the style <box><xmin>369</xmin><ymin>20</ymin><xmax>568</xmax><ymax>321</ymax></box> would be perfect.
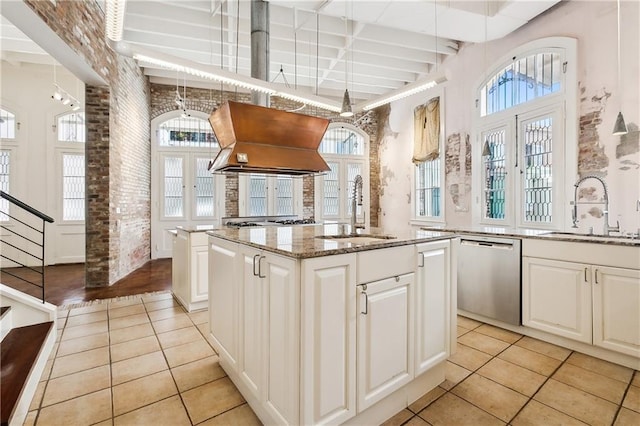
<box><xmin>612</xmin><ymin>0</ymin><xmax>628</xmax><ymax>135</ymax></box>
<box><xmin>340</xmin><ymin>16</ymin><xmax>353</xmax><ymax>118</ymax></box>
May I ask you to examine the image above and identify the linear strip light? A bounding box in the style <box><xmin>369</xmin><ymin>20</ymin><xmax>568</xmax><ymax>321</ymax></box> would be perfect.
<box><xmin>357</xmin><ymin>71</ymin><xmax>448</xmax><ymax>111</ymax></box>
<box><xmin>105</xmin><ymin>0</ymin><xmax>127</xmax><ymax>42</ymax></box>
<box><xmin>274</xmin><ymin>88</ymin><xmax>342</xmax><ymax>113</ymax></box>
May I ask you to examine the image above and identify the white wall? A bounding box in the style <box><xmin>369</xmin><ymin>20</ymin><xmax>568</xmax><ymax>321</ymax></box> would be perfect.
<box><xmin>379</xmin><ymin>0</ymin><xmax>640</xmax><ymax>234</ymax></box>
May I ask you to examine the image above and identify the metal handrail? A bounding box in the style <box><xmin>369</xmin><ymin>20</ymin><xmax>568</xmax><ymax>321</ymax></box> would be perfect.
<box><xmin>0</xmin><ymin>191</ymin><xmax>54</xmax><ymax>303</ymax></box>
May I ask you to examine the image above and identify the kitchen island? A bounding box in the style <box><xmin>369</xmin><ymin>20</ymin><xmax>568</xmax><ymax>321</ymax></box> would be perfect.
<box><xmin>207</xmin><ymin>224</ymin><xmax>458</xmax><ymax>425</ymax></box>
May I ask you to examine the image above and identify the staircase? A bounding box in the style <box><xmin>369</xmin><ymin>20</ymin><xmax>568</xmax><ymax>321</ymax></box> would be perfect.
<box><xmin>0</xmin><ymin>191</ymin><xmax>57</xmax><ymax>426</ymax></box>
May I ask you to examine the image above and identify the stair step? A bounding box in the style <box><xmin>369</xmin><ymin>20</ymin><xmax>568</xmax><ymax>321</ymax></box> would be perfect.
<box><xmin>1</xmin><ymin>321</ymin><xmax>54</xmax><ymax>426</ymax></box>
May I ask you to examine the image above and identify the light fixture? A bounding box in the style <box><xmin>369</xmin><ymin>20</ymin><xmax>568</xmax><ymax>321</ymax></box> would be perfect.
<box><xmin>105</xmin><ymin>0</ymin><xmax>127</xmax><ymax>42</ymax></box>
<box><xmin>358</xmin><ymin>71</ymin><xmax>447</xmax><ymax>111</ymax></box>
<box><xmin>52</xmin><ymin>85</ymin><xmax>63</xmax><ymax>101</ymax></box>
<box><xmin>339</xmin><ymin>15</ymin><xmax>354</xmax><ymax>118</ymax></box>
<box><xmin>340</xmin><ymin>89</ymin><xmax>353</xmax><ymax>117</ymax></box>
<box><xmin>612</xmin><ymin>0</ymin><xmax>627</xmax><ymax>135</ymax></box>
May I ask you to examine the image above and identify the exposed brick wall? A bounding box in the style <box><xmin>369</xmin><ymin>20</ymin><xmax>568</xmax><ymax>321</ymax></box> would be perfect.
<box><xmin>27</xmin><ymin>0</ymin><xmax>151</xmax><ymax>286</ymax></box>
<box><xmin>149</xmin><ymin>83</ymin><xmax>380</xmax><ymax>225</ymax></box>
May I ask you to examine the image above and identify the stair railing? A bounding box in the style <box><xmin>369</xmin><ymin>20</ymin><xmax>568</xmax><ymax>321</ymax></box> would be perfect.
<box><xmin>0</xmin><ymin>190</ymin><xmax>54</xmax><ymax>303</ymax></box>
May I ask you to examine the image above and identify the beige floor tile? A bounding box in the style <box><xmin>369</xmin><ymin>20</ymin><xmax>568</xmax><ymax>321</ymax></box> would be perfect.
<box><xmin>418</xmin><ymin>392</ymin><xmax>504</xmax><ymax>425</ymax></box>
<box><xmin>172</xmin><ymin>355</ymin><xmax>225</xmax><ymax>392</ymax></box>
<box><xmin>65</xmin><ymin>310</ymin><xmax>108</xmax><ymax>328</ymax></box>
<box><xmin>110</xmin><ymin>334</ymin><xmax>160</xmax><ymax>362</ymax></box>
<box><xmin>47</xmin><ymin>343</ymin><xmax>59</xmax><ymax>360</ymax></box>
<box><xmin>457</xmin><ymin>326</ymin><xmax>470</xmax><ymax>337</ymax></box>
<box><xmin>534</xmin><ymin>379</ymin><xmax>618</xmax><ymax>425</ymax></box>
<box><xmin>148</xmin><ymin>306</ymin><xmax>187</xmax><ymax>321</ymax></box>
<box><xmin>188</xmin><ymin>309</ymin><xmax>209</xmax><ymax>325</ymax></box>
<box><xmin>515</xmin><ymin>336</ymin><xmax>571</xmax><ymax>361</ymax></box>
<box><xmin>448</xmin><ymin>343</ymin><xmax>492</xmax><ymax>371</ymax></box>
<box><xmin>108</xmin><ymin>303</ymin><xmax>146</xmax><ymax>319</ymax></box>
<box><xmin>566</xmin><ymin>352</ymin><xmax>634</xmax><ymax>384</ymax></box>
<box><xmin>477</xmin><ymin>357</ymin><xmax>546</xmax><ymax>397</ymax></box>
<box><xmin>553</xmin><ymin>362</ymin><xmax>628</xmax><ymax>404</ymax></box>
<box><xmin>458</xmin><ymin>331</ymin><xmax>510</xmax><ymax>356</ymax></box>
<box><xmin>198</xmin><ymin>403</ymin><xmax>262</xmax><ymax>426</ymax></box>
<box><xmin>141</xmin><ymin>291</ymin><xmax>174</xmax><ymax>302</ymax></box>
<box><xmin>42</xmin><ymin>365</ymin><xmax>111</xmax><ymax>407</ymax></box>
<box><xmin>61</xmin><ymin>320</ymin><xmax>108</xmax><ymax>340</ymax></box>
<box><xmin>145</xmin><ymin>297</ymin><xmax>180</xmax><ymax>312</ymax></box>
<box><xmin>114</xmin><ymin>395</ymin><xmax>191</xmax><ymax>425</ymax></box>
<box><xmin>40</xmin><ymin>359</ymin><xmax>53</xmax><ymax>380</ymax></box>
<box><xmin>615</xmin><ymin>407</ymin><xmax>640</xmax><ymax>425</ymax></box>
<box><xmin>152</xmin><ymin>313</ymin><xmax>194</xmax><ymax>334</ymax></box>
<box><xmin>50</xmin><ymin>346</ymin><xmax>110</xmax><ymax>378</ymax></box>
<box><xmin>108</xmin><ymin>297</ymin><xmax>143</xmax><ymax>309</ymax></box>
<box><xmin>511</xmin><ymin>400</ymin><xmax>588</xmax><ymax>426</ymax></box>
<box><xmin>109</xmin><ymin>322</ymin><xmax>155</xmax><ymax>345</ymax></box>
<box><xmin>405</xmin><ymin>416</ymin><xmax>430</xmax><ymax>426</ymax></box>
<box><xmin>474</xmin><ymin>324</ymin><xmax>522</xmax><ymax>344</ymax></box>
<box><xmin>56</xmin><ymin>317</ymin><xmax>66</xmax><ymax>330</ymax></box>
<box><xmin>497</xmin><ymin>345</ymin><xmax>561</xmax><ymax>376</ymax></box>
<box><xmin>157</xmin><ymin>326</ymin><xmax>202</xmax><ymax>349</ymax></box>
<box><xmin>68</xmin><ymin>303</ymin><xmax>108</xmax><ymax>317</ymax></box>
<box><xmin>452</xmin><ymin>373</ymin><xmax>528</xmax><ymax>423</ymax></box>
<box><xmin>440</xmin><ymin>361</ymin><xmax>472</xmax><ymax>390</ymax></box>
<box><xmin>23</xmin><ymin>411</ymin><xmax>37</xmax><ymax>426</ymax></box>
<box><xmin>56</xmin><ymin>332</ymin><xmax>109</xmax><ymax>357</ymax></box>
<box><xmin>623</xmin><ymin>384</ymin><xmax>640</xmax><ymax>413</ymax></box>
<box><xmin>164</xmin><ymin>339</ymin><xmax>215</xmax><ymax>368</ymax></box>
<box><xmin>197</xmin><ymin>322</ymin><xmax>211</xmax><ymax>339</ymax></box>
<box><xmin>57</xmin><ymin>309</ymin><xmax>69</xmax><ymax>318</ymax></box>
<box><xmin>182</xmin><ymin>377</ymin><xmax>245</xmax><ymax>424</ymax></box>
<box><xmin>109</xmin><ymin>313</ymin><xmax>150</xmax><ymax>330</ymax></box>
<box><xmin>93</xmin><ymin>420</ymin><xmax>113</xmax><ymax>426</ymax></box>
<box><xmin>457</xmin><ymin>316</ymin><xmax>483</xmax><ymax>330</ymax></box>
<box><xmin>112</xmin><ymin>350</ymin><xmax>168</xmax><ymax>385</ymax></box>
<box><xmin>632</xmin><ymin>372</ymin><xmax>640</xmax><ymax>387</ymax></box>
<box><xmin>29</xmin><ymin>380</ymin><xmax>46</xmax><ymax>411</ymax></box>
<box><xmin>408</xmin><ymin>386</ymin><xmax>446</xmax><ymax>413</ymax></box>
<box><xmin>112</xmin><ymin>370</ymin><xmax>178</xmax><ymax>416</ymax></box>
<box><xmin>37</xmin><ymin>389</ymin><xmax>112</xmax><ymax>426</ymax></box>
<box><xmin>381</xmin><ymin>408</ymin><xmax>414</xmax><ymax>426</ymax></box>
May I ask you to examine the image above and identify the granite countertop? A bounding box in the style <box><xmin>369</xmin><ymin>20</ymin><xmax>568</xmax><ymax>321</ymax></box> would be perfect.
<box><xmin>421</xmin><ymin>226</ymin><xmax>640</xmax><ymax>247</ymax></box>
<box><xmin>207</xmin><ymin>223</ymin><xmax>457</xmax><ymax>259</ymax></box>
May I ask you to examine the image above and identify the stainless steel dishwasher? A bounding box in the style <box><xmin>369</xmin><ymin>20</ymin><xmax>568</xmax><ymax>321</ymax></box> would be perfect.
<box><xmin>457</xmin><ymin>235</ymin><xmax>522</xmax><ymax>325</ymax></box>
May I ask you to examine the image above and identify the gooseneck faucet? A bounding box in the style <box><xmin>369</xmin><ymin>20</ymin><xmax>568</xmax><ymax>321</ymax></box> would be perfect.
<box><xmin>572</xmin><ymin>175</ymin><xmax>619</xmax><ymax>235</ymax></box>
<box><xmin>350</xmin><ymin>175</ymin><xmax>365</xmax><ymax>236</ymax></box>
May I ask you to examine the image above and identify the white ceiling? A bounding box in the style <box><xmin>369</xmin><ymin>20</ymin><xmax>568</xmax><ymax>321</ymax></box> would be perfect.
<box><xmin>1</xmin><ymin>0</ymin><xmax>561</xmax><ymax>104</ymax></box>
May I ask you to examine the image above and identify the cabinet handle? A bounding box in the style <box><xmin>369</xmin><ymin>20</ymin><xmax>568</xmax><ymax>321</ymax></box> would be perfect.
<box><xmin>253</xmin><ymin>254</ymin><xmax>260</xmax><ymax>277</ymax></box>
<box><xmin>258</xmin><ymin>255</ymin><xmax>266</xmax><ymax>278</ymax></box>
<box><xmin>584</xmin><ymin>267</ymin><xmax>588</xmax><ymax>282</ymax></box>
<box><xmin>361</xmin><ymin>290</ymin><xmax>368</xmax><ymax>315</ymax></box>
<box><xmin>418</xmin><ymin>254</ymin><xmax>424</xmax><ymax>268</ymax></box>
<box><xmin>595</xmin><ymin>269</ymin><xmax>599</xmax><ymax>284</ymax></box>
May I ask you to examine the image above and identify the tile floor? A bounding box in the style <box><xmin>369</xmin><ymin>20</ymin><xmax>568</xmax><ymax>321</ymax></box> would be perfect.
<box><xmin>25</xmin><ymin>293</ymin><xmax>640</xmax><ymax>426</ymax></box>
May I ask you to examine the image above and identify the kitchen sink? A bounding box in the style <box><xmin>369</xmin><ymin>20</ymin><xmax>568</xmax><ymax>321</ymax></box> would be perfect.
<box><xmin>543</xmin><ymin>232</ymin><xmax>640</xmax><ymax>244</ymax></box>
<box><xmin>317</xmin><ymin>234</ymin><xmax>397</xmax><ymax>244</ymax></box>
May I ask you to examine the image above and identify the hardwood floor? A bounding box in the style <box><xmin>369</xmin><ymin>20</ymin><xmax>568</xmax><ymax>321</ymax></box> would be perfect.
<box><xmin>0</xmin><ymin>259</ymin><xmax>172</xmax><ymax>306</ymax></box>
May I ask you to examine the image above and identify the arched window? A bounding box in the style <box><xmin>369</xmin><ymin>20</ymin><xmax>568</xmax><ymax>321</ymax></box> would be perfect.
<box><xmin>474</xmin><ymin>37</ymin><xmax>577</xmax><ymax>230</ymax></box>
<box><xmin>57</xmin><ymin>112</ymin><xmax>85</xmax><ymax>143</ymax></box>
<box><xmin>56</xmin><ymin>112</ymin><xmax>86</xmax><ymax>221</ymax></box>
<box><xmin>0</xmin><ymin>109</ymin><xmax>16</xmax><ymax>139</ymax></box>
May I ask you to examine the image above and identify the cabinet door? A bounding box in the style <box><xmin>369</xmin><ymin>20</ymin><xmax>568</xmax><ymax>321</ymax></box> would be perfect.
<box><xmin>263</xmin><ymin>253</ymin><xmax>299</xmax><ymax>425</ymax></box>
<box><xmin>357</xmin><ymin>273</ymin><xmax>414</xmax><ymax>412</ymax></box>
<box><xmin>239</xmin><ymin>246</ymin><xmax>264</xmax><ymax>399</ymax></box>
<box><xmin>208</xmin><ymin>238</ymin><xmax>240</xmax><ymax>368</ymax></box>
<box><xmin>593</xmin><ymin>266</ymin><xmax>640</xmax><ymax>357</ymax></box>
<box><xmin>415</xmin><ymin>240</ymin><xmax>450</xmax><ymax>376</ymax></box>
<box><xmin>191</xmin><ymin>245</ymin><xmax>209</xmax><ymax>302</ymax></box>
<box><xmin>301</xmin><ymin>254</ymin><xmax>357</xmax><ymax>425</ymax></box>
<box><xmin>172</xmin><ymin>232</ymin><xmax>189</xmax><ymax>308</ymax></box>
<box><xmin>523</xmin><ymin>257</ymin><xmax>591</xmax><ymax>343</ymax></box>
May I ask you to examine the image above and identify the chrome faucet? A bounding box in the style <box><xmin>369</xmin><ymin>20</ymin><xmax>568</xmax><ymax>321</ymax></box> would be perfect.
<box><xmin>350</xmin><ymin>175</ymin><xmax>365</xmax><ymax>236</ymax></box>
<box><xmin>572</xmin><ymin>175</ymin><xmax>619</xmax><ymax>235</ymax></box>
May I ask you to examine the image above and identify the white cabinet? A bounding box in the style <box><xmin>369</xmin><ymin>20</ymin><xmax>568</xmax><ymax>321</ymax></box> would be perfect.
<box><xmin>523</xmin><ymin>239</ymin><xmax>640</xmax><ymax>358</ymax></box>
<box><xmin>523</xmin><ymin>257</ymin><xmax>592</xmax><ymax>343</ymax></box>
<box><xmin>357</xmin><ymin>273</ymin><xmax>414</xmax><ymax>411</ymax></box>
<box><xmin>415</xmin><ymin>240</ymin><xmax>453</xmax><ymax>375</ymax></box>
<box><xmin>172</xmin><ymin>229</ymin><xmax>209</xmax><ymax>311</ymax></box>
<box><xmin>301</xmin><ymin>254</ymin><xmax>357</xmax><ymax>425</ymax></box>
<box><xmin>593</xmin><ymin>266</ymin><xmax>640</xmax><ymax>357</ymax></box>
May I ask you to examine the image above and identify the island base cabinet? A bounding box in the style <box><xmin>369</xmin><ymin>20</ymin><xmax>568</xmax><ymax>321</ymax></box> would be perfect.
<box><xmin>593</xmin><ymin>266</ymin><xmax>640</xmax><ymax>358</ymax></box>
<box><xmin>357</xmin><ymin>273</ymin><xmax>415</xmax><ymax>412</ymax></box>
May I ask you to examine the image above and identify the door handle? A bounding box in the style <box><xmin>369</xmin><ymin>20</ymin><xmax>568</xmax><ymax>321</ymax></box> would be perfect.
<box><xmin>361</xmin><ymin>290</ymin><xmax>368</xmax><ymax>315</ymax></box>
<box><xmin>258</xmin><ymin>255</ymin><xmax>266</xmax><ymax>278</ymax></box>
<box><xmin>253</xmin><ymin>254</ymin><xmax>260</xmax><ymax>277</ymax></box>
<box><xmin>584</xmin><ymin>267</ymin><xmax>588</xmax><ymax>282</ymax></box>
<box><xmin>418</xmin><ymin>253</ymin><xmax>424</xmax><ymax>268</ymax></box>
<box><xmin>595</xmin><ymin>269</ymin><xmax>599</xmax><ymax>284</ymax></box>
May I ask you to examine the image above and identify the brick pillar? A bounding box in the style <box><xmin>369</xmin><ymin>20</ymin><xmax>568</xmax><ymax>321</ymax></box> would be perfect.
<box><xmin>85</xmin><ymin>85</ymin><xmax>111</xmax><ymax>287</ymax></box>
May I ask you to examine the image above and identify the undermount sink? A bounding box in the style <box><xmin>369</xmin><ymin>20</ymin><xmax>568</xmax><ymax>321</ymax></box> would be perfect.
<box><xmin>317</xmin><ymin>234</ymin><xmax>397</xmax><ymax>244</ymax></box>
<box><xmin>543</xmin><ymin>232</ymin><xmax>640</xmax><ymax>244</ymax></box>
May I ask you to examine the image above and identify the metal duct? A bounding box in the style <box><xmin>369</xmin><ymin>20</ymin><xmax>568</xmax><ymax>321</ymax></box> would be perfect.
<box><xmin>251</xmin><ymin>0</ymin><xmax>269</xmax><ymax>106</ymax></box>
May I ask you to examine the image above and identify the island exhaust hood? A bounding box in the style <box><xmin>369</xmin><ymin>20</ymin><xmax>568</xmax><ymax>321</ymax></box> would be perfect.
<box><xmin>208</xmin><ymin>101</ymin><xmax>331</xmax><ymax>176</ymax></box>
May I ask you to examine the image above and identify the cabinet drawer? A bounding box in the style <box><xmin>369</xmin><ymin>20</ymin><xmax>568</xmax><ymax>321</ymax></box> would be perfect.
<box><xmin>357</xmin><ymin>245</ymin><xmax>415</xmax><ymax>284</ymax></box>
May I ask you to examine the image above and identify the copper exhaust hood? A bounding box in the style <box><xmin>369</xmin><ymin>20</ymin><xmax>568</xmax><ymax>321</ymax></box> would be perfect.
<box><xmin>208</xmin><ymin>101</ymin><xmax>330</xmax><ymax>176</ymax></box>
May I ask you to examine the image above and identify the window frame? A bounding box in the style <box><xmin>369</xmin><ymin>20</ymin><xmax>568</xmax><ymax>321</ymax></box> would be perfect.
<box><xmin>55</xmin><ymin>111</ymin><xmax>86</xmax><ymax>224</ymax></box>
<box><xmin>471</xmin><ymin>37</ymin><xmax>577</xmax><ymax>231</ymax></box>
<box><xmin>239</xmin><ymin>174</ymin><xmax>303</xmax><ymax>217</ymax></box>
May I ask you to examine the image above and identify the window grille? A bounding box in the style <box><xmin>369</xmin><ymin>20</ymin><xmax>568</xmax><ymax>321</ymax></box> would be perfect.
<box><xmin>0</xmin><ymin>150</ymin><xmax>10</xmax><ymax>220</ymax></box>
<box><xmin>62</xmin><ymin>154</ymin><xmax>85</xmax><ymax>220</ymax></box>
<box><xmin>323</xmin><ymin>162</ymin><xmax>340</xmax><ymax>216</ymax></box>
<box><xmin>57</xmin><ymin>112</ymin><xmax>85</xmax><ymax>143</ymax></box>
<box><xmin>483</xmin><ymin>129</ymin><xmax>507</xmax><ymax>219</ymax></box>
<box><xmin>164</xmin><ymin>157</ymin><xmax>184</xmax><ymax>217</ymax></box>
<box><xmin>319</xmin><ymin>127</ymin><xmax>364</xmax><ymax>155</ymax></box>
<box><xmin>0</xmin><ymin>109</ymin><xmax>16</xmax><ymax>139</ymax></box>
<box><xmin>416</xmin><ymin>158</ymin><xmax>441</xmax><ymax>217</ymax></box>
<box><xmin>523</xmin><ymin>117</ymin><xmax>553</xmax><ymax>223</ymax></box>
<box><xmin>276</xmin><ymin>176</ymin><xmax>294</xmax><ymax>215</ymax></box>
<box><xmin>248</xmin><ymin>174</ymin><xmax>267</xmax><ymax>216</ymax></box>
<box><xmin>194</xmin><ymin>158</ymin><xmax>214</xmax><ymax>217</ymax></box>
<box><xmin>481</xmin><ymin>52</ymin><xmax>562</xmax><ymax>116</ymax></box>
<box><xmin>157</xmin><ymin>116</ymin><xmax>218</xmax><ymax>148</ymax></box>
